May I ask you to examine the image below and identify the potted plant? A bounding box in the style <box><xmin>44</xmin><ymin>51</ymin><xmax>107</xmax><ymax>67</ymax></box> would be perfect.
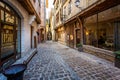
<box><xmin>76</xmin><ymin>43</ymin><xmax>83</xmax><ymax>52</ymax></box>
<box><xmin>114</xmin><ymin>51</ymin><xmax>120</xmax><ymax>68</ymax></box>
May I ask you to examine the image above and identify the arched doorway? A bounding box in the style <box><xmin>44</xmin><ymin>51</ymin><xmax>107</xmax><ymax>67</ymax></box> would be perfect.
<box><xmin>0</xmin><ymin>1</ymin><xmax>21</xmax><ymax>67</ymax></box>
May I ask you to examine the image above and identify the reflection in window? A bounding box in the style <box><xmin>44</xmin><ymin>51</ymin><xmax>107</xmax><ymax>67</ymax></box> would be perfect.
<box><xmin>0</xmin><ymin>2</ymin><xmax>4</xmax><ymax>7</ymax></box>
<box><xmin>1</xmin><ymin>25</ymin><xmax>14</xmax><ymax>60</ymax></box>
<box><xmin>84</xmin><ymin>14</ymin><xmax>97</xmax><ymax>47</ymax></box>
<box><xmin>84</xmin><ymin>5</ymin><xmax>120</xmax><ymax>51</ymax></box>
<box><xmin>1</xmin><ymin>10</ymin><xmax>4</xmax><ymax>21</ymax></box>
<box><xmin>5</xmin><ymin>12</ymin><xmax>14</xmax><ymax>23</ymax></box>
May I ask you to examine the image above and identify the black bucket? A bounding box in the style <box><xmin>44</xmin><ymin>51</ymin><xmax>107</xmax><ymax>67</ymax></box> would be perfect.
<box><xmin>2</xmin><ymin>64</ymin><xmax>27</xmax><ymax>80</ymax></box>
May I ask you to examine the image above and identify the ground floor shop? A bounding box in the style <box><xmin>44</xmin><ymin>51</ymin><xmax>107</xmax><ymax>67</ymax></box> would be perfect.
<box><xmin>0</xmin><ymin>1</ymin><xmax>39</xmax><ymax>68</ymax></box>
<box><xmin>83</xmin><ymin>4</ymin><xmax>120</xmax><ymax>62</ymax></box>
<box><xmin>55</xmin><ymin>20</ymin><xmax>82</xmax><ymax>48</ymax></box>
<box><xmin>55</xmin><ymin>2</ymin><xmax>120</xmax><ymax>62</ymax></box>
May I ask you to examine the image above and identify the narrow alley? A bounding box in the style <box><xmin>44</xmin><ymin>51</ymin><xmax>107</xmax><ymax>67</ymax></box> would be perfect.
<box><xmin>24</xmin><ymin>41</ymin><xmax>120</xmax><ymax>80</ymax></box>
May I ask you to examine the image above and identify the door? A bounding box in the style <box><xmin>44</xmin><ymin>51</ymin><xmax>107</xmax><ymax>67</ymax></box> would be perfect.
<box><xmin>76</xmin><ymin>29</ymin><xmax>81</xmax><ymax>46</ymax></box>
<box><xmin>31</xmin><ymin>26</ymin><xmax>34</xmax><ymax>48</ymax></box>
<box><xmin>0</xmin><ymin>24</ymin><xmax>16</xmax><ymax>64</ymax></box>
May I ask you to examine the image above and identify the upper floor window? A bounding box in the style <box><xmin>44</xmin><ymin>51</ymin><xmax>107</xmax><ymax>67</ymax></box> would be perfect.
<box><xmin>62</xmin><ymin>0</ymin><xmax>67</xmax><ymax>5</ymax></box>
<box><xmin>33</xmin><ymin>0</ymin><xmax>36</xmax><ymax>3</ymax></box>
<box><xmin>63</xmin><ymin>6</ymin><xmax>66</xmax><ymax>20</ymax></box>
<box><xmin>55</xmin><ymin>1</ymin><xmax>59</xmax><ymax>10</ymax></box>
<box><xmin>38</xmin><ymin>0</ymin><xmax>41</xmax><ymax>7</ymax></box>
<box><xmin>68</xmin><ymin>0</ymin><xmax>71</xmax><ymax>15</ymax></box>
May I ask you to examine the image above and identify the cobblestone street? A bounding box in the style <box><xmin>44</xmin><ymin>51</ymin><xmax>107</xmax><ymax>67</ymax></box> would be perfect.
<box><xmin>24</xmin><ymin>41</ymin><xmax>120</xmax><ymax>80</ymax></box>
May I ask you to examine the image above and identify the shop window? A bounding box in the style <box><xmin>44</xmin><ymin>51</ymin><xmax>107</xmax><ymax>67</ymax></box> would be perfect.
<box><xmin>97</xmin><ymin>5</ymin><xmax>120</xmax><ymax>51</ymax></box>
<box><xmin>115</xmin><ymin>21</ymin><xmax>120</xmax><ymax>50</ymax></box>
<box><xmin>84</xmin><ymin>5</ymin><xmax>120</xmax><ymax>51</ymax></box>
<box><xmin>0</xmin><ymin>1</ymin><xmax>21</xmax><ymax>66</ymax></box>
<box><xmin>84</xmin><ymin>14</ymin><xmax>97</xmax><ymax>47</ymax></box>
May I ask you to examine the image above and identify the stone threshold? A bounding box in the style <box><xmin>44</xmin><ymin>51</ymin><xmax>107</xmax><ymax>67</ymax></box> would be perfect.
<box><xmin>14</xmin><ymin>48</ymin><xmax>37</xmax><ymax>65</ymax></box>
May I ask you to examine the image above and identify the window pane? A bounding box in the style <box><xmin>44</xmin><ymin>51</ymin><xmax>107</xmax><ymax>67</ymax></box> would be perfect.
<box><xmin>5</xmin><ymin>12</ymin><xmax>14</xmax><ymax>23</ymax></box>
<box><xmin>0</xmin><ymin>2</ymin><xmax>5</xmax><ymax>8</ymax></box>
<box><xmin>84</xmin><ymin>14</ymin><xmax>97</xmax><ymax>47</ymax></box>
<box><xmin>1</xmin><ymin>10</ymin><xmax>4</xmax><ymax>21</ymax></box>
<box><xmin>6</xmin><ymin>6</ymin><xmax>10</xmax><ymax>11</ymax></box>
<box><xmin>97</xmin><ymin>5</ymin><xmax>120</xmax><ymax>51</ymax></box>
<box><xmin>1</xmin><ymin>25</ymin><xmax>14</xmax><ymax>60</ymax></box>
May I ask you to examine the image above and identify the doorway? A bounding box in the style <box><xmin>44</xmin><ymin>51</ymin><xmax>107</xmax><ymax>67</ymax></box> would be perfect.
<box><xmin>76</xmin><ymin>29</ymin><xmax>81</xmax><ymax>47</ymax></box>
<box><xmin>31</xmin><ymin>26</ymin><xmax>34</xmax><ymax>49</ymax></box>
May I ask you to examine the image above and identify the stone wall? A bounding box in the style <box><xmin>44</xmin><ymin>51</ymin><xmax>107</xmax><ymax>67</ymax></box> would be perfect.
<box><xmin>83</xmin><ymin>45</ymin><xmax>115</xmax><ymax>62</ymax></box>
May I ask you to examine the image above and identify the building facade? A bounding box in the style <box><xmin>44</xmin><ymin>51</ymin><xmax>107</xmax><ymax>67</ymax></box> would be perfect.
<box><xmin>53</xmin><ymin>0</ymin><xmax>120</xmax><ymax>62</ymax></box>
<box><xmin>38</xmin><ymin>0</ymin><xmax>46</xmax><ymax>43</ymax></box>
<box><xmin>49</xmin><ymin>8</ymin><xmax>55</xmax><ymax>41</ymax></box>
<box><xmin>0</xmin><ymin>0</ymin><xmax>41</xmax><ymax>68</ymax></box>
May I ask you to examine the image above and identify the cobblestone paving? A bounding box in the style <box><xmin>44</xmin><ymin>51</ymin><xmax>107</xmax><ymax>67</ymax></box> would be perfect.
<box><xmin>23</xmin><ymin>42</ymin><xmax>79</xmax><ymax>80</ymax></box>
<box><xmin>24</xmin><ymin>41</ymin><xmax>120</xmax><ymax>80</ymax></box>
<box><xmin>50</xmin><ymin>42</ymin><xmax>120</xmax><ymax>80</ymax></box>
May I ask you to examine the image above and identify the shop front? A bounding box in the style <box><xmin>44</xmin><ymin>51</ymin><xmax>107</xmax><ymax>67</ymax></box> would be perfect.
<box><xmin>66</xmin><ymin>23</ymin><xmax>74</xmax><ymax>48</ymax></box>
<box><xmin>83</xmin><ymin>5</ymin><xmax>120</xmax><ymax>61</ymax></box>
<box><xmin>0</xmin><ymin>1</ymin><xmax>21</xmax><ymax>67</ymax></box>
<box><xmin>57</xmin><ymin>26</ymin><xmax>66</xmax><ymax>45</ymax></box>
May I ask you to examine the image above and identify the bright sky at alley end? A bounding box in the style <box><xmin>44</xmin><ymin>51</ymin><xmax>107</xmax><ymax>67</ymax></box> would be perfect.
<box><xmin>46</xmin><ymin>0</ymin><xmax>54</xmax><ymax>19</ymax></box>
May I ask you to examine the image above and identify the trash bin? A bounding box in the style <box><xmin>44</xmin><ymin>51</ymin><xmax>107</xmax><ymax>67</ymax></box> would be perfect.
<box><xmin>2</xmin><ymin>64</ymin><xmax>27</xmax><ymax>80</ymax></box>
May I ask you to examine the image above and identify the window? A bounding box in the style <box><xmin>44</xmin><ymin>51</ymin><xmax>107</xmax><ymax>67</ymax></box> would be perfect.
<box><xmin>68</xmin><ymin>0</ymin><xmax>71</xmax><ymax>15</ymax></box>
<box><xmin>63</xmin><ymin>6</ymin><xmax>66</xmax><ymax>20</ymax></box>
<box><xmin>33</xmin><ymin>0</ymin><xmax>36</xmax><ymax>3</ymax></box>
<box><xmin>56</xmin><ymin>13</ymin><xmax>59</xmax><ymax>24</ymax></box>
<box><xmin>0</xmin><ymin>1</ymin><xmax>21</xmax><ymax>66</ymax></box>
<box><xmin>84</xmin><ymin>15</ymin><xmax>97</xmax><ymax>47</ymax></box>
<box><xmin>84</xmin><ymin>5</ymin><xmax>120</xmax><ymax>51</ymax></box>
<box><xmin>38</xmin><ymin>0</ymin><xmax>41</xmax><ymax>7</ymax></box>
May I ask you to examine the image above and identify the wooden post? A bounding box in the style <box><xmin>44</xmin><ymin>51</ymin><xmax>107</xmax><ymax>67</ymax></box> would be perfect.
<box><xmin>77</xmin><ymin>17</ymin><xmax>83</xmax><ymax>45</ymax></box>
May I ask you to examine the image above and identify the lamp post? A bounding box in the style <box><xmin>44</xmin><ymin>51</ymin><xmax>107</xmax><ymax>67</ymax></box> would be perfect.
<box><xmin>75</xmin><ymin>0</ymin><xmax>82</xmax><ymax>9</ymax></box>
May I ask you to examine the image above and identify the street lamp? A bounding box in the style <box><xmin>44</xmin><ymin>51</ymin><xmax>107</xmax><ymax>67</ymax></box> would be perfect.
<box><xmin>75</xmin><ymin>0</ymin><xmax>82</xmax><ymax>9</ymax></box>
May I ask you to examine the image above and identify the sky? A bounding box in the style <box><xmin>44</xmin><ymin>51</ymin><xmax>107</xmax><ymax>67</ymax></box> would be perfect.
<box><xmin>46</xmin><ymin>0</ymin><xmax>54</xmax><ymax>19</ymax></box>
